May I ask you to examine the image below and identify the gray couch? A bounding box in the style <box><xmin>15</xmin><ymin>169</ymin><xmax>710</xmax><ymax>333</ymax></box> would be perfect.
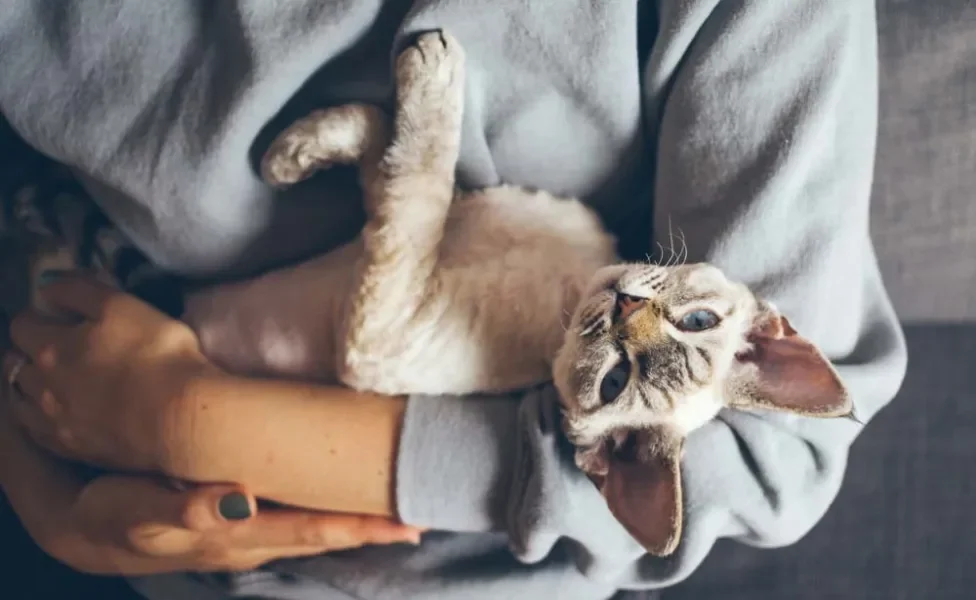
<box><xmin>670</xmin><ymin>2</ymin><xmax>976</xmax><ymax>598</ymax></box>
<box><xmin>2</xmin><ymin>1</ymin><xmax>974</xmax><ymax>598</ymax></box>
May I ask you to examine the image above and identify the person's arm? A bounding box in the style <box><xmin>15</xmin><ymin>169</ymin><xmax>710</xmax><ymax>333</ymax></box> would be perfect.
<box><xmin>177</xmin><ymin>374</ymin><xmax>406</xmax><ymax>519</ymax></box>
<box><xmin>0</xmin><ymin>396</ymin><xmax>421</xmax><ymax>575</ymax></box>
<box><xmin>390</xmin><ymin>0</ymin><xmax>906</xmax><ymax>589</ymax></box>
<box><xmin>1</xmin><ymin>301</ymin><xmax>421</xmax><ymax>577</ymax></box>
<box><xmin>5</xmin><ymin>273</ymin><xmax>408</xmax><ymax>521</ymax></box>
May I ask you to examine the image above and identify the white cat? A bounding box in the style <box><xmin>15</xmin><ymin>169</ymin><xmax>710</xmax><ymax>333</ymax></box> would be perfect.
<box><xmin>180</xmin><ymin>31</ymin><xmax>852</xmax><ymax>556</ymax></box>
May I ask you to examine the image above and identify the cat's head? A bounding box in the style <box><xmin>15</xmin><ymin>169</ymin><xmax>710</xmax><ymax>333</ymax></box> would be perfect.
<box><xmin>552</xmin><ymin>262</ymin><xmax>852</xmax><ymax>557</ymax></box>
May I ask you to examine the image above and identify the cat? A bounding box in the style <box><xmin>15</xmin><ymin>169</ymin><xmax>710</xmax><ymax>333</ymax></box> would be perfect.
<box><xmin>7</xmin><ymin>31</ymin><xmax>854</xmax><ymax>558</ymax></box>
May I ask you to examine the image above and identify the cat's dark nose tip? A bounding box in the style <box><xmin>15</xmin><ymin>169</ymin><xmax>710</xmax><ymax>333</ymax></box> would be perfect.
<box><xmin>615</xmin><ymin>293</ymin><xmax>646</xmax><ymax>322</ymax></box>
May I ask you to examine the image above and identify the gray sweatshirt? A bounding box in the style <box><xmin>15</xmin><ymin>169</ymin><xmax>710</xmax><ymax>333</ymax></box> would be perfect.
<box><xmin>0</xmin><ymin>1</ymin><xmax>907</xmax><ymax>598</ymax></box>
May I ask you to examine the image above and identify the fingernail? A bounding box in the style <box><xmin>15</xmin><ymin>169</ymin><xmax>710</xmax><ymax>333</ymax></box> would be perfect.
<box><xmin>218</xmin><ymin>492</ymin><xmax>252</xmax><ymax>521</ymax></box>
<box><xmin>37</xmin><ymin>270</ymin><xmax>70</xmax><ymax>287</ymax></box>
<box><xmin>400</xmin><ymin>529</ymin><xmax>423</xmax><ymax>545</ymax></box>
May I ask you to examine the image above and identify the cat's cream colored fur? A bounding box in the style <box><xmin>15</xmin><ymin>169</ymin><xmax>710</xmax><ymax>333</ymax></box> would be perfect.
<box><xmin>186</xmin><ymin>33</ymin><xmax>616</xmax><ymax>398</ymax></box>
<box><xmin>182</xmin><ymin>32</ymin><xmax>852</xmax><ymax>557</ymax></box>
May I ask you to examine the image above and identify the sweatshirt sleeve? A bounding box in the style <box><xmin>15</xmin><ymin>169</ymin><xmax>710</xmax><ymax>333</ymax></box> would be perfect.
<box><xmin>395</xmin><ymin>0</ymin><xmax>907</xmax><ymax>590</ymax></box>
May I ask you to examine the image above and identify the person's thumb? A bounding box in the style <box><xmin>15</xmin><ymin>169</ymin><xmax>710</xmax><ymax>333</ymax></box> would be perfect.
<box><xmin>175</xmin><ymin>483</ymin><xmax>258</xmax><ymax>532</ymax></box>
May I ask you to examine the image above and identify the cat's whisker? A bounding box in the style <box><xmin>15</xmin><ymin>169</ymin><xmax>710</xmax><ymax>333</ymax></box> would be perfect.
<box><xmin>666</xmin><ymin>216</ymin><xmax>684</xmax><ymax>269</ymax></box>
<box><xmin>560</xmin><ymin>309</ymin><xmax>572</xmax><ymax>332</ymax></box>
<box><xmin>674</xmin><ymin>221</ymin><xmax>687</xmax><ymax>267</ymax></box>
<box><xmin>676</xmin><ymin>226</ymin><xmax>688</xmax><ymax>267</ymax></box>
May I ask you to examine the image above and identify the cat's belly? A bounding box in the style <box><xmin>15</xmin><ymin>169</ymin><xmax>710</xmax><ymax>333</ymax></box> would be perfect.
<box><xmin>181</xmin><ymin>187</ymin><xmax>617</xmax><ymax>395</ymax></box>
<box><xmin>182</xmin><ymin>243</ymin><xmax>359</xmax><ymax>381</ymax></box>
<box><xmin>374</xmin><ymin>187</ymin><xmax>618</xmax><ymax>394</ymax></box>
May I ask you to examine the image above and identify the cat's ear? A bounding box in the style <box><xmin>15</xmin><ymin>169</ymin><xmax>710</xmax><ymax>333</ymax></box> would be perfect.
<box><xmin>588</xmin><ymin>430</ymin><xmax>683</xmax><ymax>557</ymax></box>
<box><xmin>726</xmin><ymin>303</ymin><xmax>852</xmax><ymax>418</ymax></box>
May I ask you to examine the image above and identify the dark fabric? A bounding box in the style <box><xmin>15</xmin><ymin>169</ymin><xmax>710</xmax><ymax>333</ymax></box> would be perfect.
<box><xmin>612</xmin><ymin>592</ymin><xmax>661</xmax><ymax>600</ymax></box>
<box><xmin>872</xmin><ymin>0</ymin><xmax>976</xmax><ymax>322</ymax></box>
<box><xmin>0</xmin><ymin>493</ymin><xmax>141</xmax><ymax>600</ymax></box>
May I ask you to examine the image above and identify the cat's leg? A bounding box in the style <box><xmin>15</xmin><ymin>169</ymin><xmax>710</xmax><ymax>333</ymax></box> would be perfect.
<box><xmin>338</xmin><ymin>31</ymin><xmax>465</xmax><ymax>392</ymax></box>
<box><xmin>261</xmin><ymin>104</ymin><xmax>390</xmax><ymax>186</ymax></box>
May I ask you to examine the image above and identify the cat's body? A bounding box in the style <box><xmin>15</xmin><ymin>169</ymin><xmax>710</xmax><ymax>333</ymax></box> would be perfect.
<box><xmin>184</xmin><ymin>183</ymin><xmax>614</xmax><ymax>395</ymax></box>
<box><xmin>182</xmin><ymin>34</ymin><xmax>613</xmax><ymax>400</ymax></box>
<box><xmin>16</xmin><ymin>31</ymin><xmax>853</xmax><ymax>558</ymax></box>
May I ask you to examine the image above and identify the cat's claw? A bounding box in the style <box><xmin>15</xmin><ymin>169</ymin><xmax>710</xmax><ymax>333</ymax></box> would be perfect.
<box><xmin>397</xmin><ymin>30</ymin><xmax>464</xmax><ymax>78</ymax></box>
<box><xmin>396</xmin><ymin>30</ymin><xmax>464</xmax><ymax>104</ymax></box>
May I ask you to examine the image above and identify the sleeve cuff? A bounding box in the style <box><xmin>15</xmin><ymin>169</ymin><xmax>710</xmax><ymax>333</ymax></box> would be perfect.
<box><xmin>395</xmin><ymin>392</ymin><xmax>522</xmax><ymax>532</ymax></box>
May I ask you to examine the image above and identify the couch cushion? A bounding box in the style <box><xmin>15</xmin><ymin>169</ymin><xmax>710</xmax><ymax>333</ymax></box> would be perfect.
<box><xmin>872</xmin><ymin>0</ymin><xmax>976</xmax><ymax>322</ymax></box>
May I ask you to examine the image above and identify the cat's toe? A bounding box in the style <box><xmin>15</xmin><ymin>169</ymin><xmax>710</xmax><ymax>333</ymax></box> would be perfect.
<box><xmin>260</xmin><ymin>132</ymin><xmax>326</xmax><ymax>187</ymax></box>
<box><xmin>395</xmin><ymin>30</ymin><xmax>465</xmax><ymax>94</ymax></box>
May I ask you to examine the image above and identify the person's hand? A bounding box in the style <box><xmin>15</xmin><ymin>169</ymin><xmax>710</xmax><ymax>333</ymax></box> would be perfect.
<box><xmin>44</xmin><ymin>478</ymin><xmax>423</xmax><ymax>575</ymax></box>
<box><xmin>3</xmin><ymin>274</ymin><xmax>212</xmax><ymax>475</ymax></box>
<box><xmin>0</xmin><ymin>401</ymin><xmax>423</xmax><ymax>575</ymax></box>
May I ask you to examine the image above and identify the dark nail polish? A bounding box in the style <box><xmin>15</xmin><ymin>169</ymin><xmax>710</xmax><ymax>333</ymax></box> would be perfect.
<box><xmin>218</xmin><ymin>492</ymin><xmax>252</xmax><ymax>520</ymax></box>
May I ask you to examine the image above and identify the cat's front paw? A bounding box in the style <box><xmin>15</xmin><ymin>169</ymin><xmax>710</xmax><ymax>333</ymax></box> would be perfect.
<box><xmin>396</xmin><ymin>30</ymin><xmax>466</xmax><ymax>92</ymax></box>
<box><xmin>393</xmin><ymin>31</ymin><xmax>466</xmax><ymax>143</ymax></box>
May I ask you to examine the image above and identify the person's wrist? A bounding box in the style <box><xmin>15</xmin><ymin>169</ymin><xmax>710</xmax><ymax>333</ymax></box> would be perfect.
<box><xmin>160</xmin><ymin>361</ymin><xmax>229</xmax><ymax>480</ymax></box>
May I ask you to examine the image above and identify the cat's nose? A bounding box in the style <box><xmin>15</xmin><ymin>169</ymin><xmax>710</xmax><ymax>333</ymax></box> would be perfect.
<box><xmin>615</xmin><ymin>293</ymin><xmax>647</xmax><ymax>322</ymax></box>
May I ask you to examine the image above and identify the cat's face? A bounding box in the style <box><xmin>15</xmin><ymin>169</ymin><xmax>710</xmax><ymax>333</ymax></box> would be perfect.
<box><xmin>554</xmin><ymin>262</ymin><xmax>758</xmax><ymax>446</ymax></box>
<box><xmin>552</xmin><ymin>262</ymin><xmax>852</xmax><ymax>557</ymax></box>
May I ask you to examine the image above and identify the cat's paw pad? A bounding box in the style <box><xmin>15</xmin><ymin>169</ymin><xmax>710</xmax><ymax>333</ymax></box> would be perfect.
<box><xmin>395</xmin><ymin>30</ymin><xmax>465</xmax><ymax>108</ymax></box>
<box><xmin>260</xmin><ymin>127</ymin><xmax>330</xmax><ymax>187</ymax></box>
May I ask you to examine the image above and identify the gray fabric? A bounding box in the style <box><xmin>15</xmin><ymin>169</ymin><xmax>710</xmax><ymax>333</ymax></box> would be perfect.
<box><xmin>667</xmin><ymin>325</ymin><xmax>976</xmax><ymax>600</ymax></box>
<box><xmin>668</xmin><ymin>1</ymin><xmax>976</xmax><ymax>596</ymax></box>
<box><xmin>0</xmin><ymin>1</ymin><xmax>908</xmax><ymax>599</ymax></box>
<box><xmin>872</xmin><ymin>0</ymin><xmax>976</xmax><ymax>323</ymax></box>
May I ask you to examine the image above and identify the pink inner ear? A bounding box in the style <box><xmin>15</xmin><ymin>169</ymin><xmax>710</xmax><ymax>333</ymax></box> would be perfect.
<box><xmin>603</xmin><ymin>448</ymin><xmax>682</xmax><ymax>557</ymax></box>
<box><xmin>735</xmin><ymin>316</ymin><xmax>851</xmax><ymax>417</ymax></box>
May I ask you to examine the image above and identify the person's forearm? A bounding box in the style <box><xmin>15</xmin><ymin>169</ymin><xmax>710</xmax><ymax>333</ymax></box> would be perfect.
<box><xmin>175</xmin><ymin>372</ymin><xmax>407</xmax><ymax>520</ymax></box>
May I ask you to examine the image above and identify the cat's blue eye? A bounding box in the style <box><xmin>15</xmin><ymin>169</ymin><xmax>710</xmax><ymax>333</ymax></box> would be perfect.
<box><xmin>599</xmin><ymin>362</ymin><xmax>630</xmax><ymax>404</ymax></box>
<box><xmin>677</xmin><ymin>309</ymin><xmax>720</xmax><ymax>332</ymax></box>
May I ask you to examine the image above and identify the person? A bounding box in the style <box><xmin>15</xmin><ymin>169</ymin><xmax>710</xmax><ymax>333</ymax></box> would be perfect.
<box><xmin>0</xmin><ymin>1</ymin><xmax>907</xmax><ymax>599</ymax></box>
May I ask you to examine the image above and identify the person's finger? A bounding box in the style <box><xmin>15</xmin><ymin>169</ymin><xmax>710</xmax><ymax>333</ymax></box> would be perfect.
<box><xmin>164</xmin><ymin>481</ymin><xmax>258</xmax><ymax>532</ymax></box>
<box><xmin>231</xmin><ymin>509</ymin><xmax>423</xmax><ymax>551</ymax></box>
<box><xmin>177</xmin><ymin>484</ymin><xmax>422</xmax><ymax>546</ymax></box>
<box><xmin>163</xmin><ymin>484</ymin><xmax>422</xmax><ymax>548</ymax></box>
<box><xmin>8</xmin><ymin>311</ymin><xmax>74</xmax><ymax>362</ymax></box>
<box><xmin>80</xmin><ymin>476</ymin><xmax>258</xmax><ymax>550</ymax></box>
<box><xmin>3</xmin><ymin>377</ymin><xmax>65</xmax><ymax>458</ymax></box>
<box><xmin>33</xmin><ymin>273</ymin><xmax>118</xmax><ymax>321</ymax></box>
